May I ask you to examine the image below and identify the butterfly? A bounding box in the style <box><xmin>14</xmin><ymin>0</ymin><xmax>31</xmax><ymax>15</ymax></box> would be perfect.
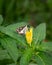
<box><xmin>16</xmin><ymin>25</ymin><xmax>28</xmax><ymax>35</ymax></box>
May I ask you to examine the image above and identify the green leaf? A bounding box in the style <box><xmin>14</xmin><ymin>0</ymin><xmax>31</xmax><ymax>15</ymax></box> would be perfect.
<box><xmin>0</xmin><ymin>22</ymin><xmax>28</xmax><ymax>47</ymax></box>
<box><xmin>35</xmin><ymin>52</ymin><xmax>52</xmax><ymax>65</ymax></box>
<box><xmin>20</xmin><ymin>48</ymin><xmax>33</xmax><ymax>65</ymax></box>
<box><xmin>33</xmin><ymin>23</ymin><xmax>46</xmax><ymax>44</ymax></box>
<box><xmin>0</xmin><ymin>28</ymin><xmax>27</xmax><ymax>47</ymax></box>
<box><xmin>0</xmin><ymin>15</ymin><xmax>3</xmax><ymax>25</ymax></box>
<box><xmin>0</xmin><ymin>45</ymin><xmax>2</xmax><ymax>50</ymax></box>
<box><xmin>29</xmin><ymin>63</ymin><xmax>37</xmax><ymax>65</ymax></box>
<box><xmin>40</xmin><ymin>42</ymin><xmax>52</xmax><ymax>51</ymax></box>
<box><xmin>0</xmin><ymin>50</ymin><xmax>13</xmax><ymax>65</ymax></box>
<box><xmin>34</xmin><ymin>54</ymin><xmax>45</xmax><ymax>65</ymax></box>
<box><xmin>39</xmin><ymin>52</ymin><xmax>52</xmax><ymax>65</ymax></box>
<box><xmin>7</xmin><ymin>63</ymin><xmax>16</xmax><ymax>65</ymax></box>
<box><xmin>0</xmin><ymin>37</ymin><xmax>20</xmax><ymax>62</ymax></box>
<box><xmin>6</xmin><ymin>22</ymin><xmax>28</xmax><ymax>31</ymax></box>
<box><xmin>0</xmin><ymin>50</ymin><xmax>11</xmax><ymax>60</ymax></box>
<box><xmin>0</xmin><ymin>26</ymin><xmax>4</xmax><ymax>30</ymax></box>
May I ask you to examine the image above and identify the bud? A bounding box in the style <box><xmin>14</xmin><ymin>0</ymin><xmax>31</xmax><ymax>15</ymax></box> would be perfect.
<box><xmin>25</xmin><ymin>28</ymin><xmax>33</xmax><ymax>46</ymax></box>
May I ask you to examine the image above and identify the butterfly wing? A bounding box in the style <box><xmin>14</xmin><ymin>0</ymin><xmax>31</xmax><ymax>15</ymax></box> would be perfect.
<box><xmin>16</xmin><ymin>25</ymin><xmax>28</xmax><ymax>35</ymax></box>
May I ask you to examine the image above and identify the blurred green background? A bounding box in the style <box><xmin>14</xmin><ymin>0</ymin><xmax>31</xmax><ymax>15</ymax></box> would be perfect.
<box><xmin>0</xmin><ymin>0</ymin><xmax>52</xmax><ymax>40</ymax></box>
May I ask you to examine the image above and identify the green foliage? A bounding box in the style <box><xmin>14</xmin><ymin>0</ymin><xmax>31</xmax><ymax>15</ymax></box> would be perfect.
<box><xmin>40</xmin><ymin>42</ymin><xmax>52</xmax><ymax>51</ymax></box>
<box><xmin>20</xmin><ymin>48</ymin><xmax>33</xmax><ymax>65</ymax></box>
<box><xmin>6</xmin><ymin>22</ymin><xmax>28</xmax><ymax>31</ymax></box>
<box><xmin>0</xmin><ymin>50</ymin><xmax>11</xmax><ymax>60</ymax></box>
<box><xmin>0</xmin><ymin>0</ymin><xmax>52</xmax><ymax>40</ymax></box>
<box><xmin>0</xmin><ymin>0</ymin><xmax>52</xmax><ymax>64</ymax></box>
<box><xmin>7</xmin><ymin>63</ymin><xmax>16</xmax><ymax>65</ymax></box>
<box><xmin>0</xmin><ymin>15</ymin><xmax>3</xmax><ymax>25</ymax></box>
<box><xmin>0</xmin><ymin>22</ymin><xmax>52</xmax><ymax>65</ymax></box>
<box><xmin>34</xmin><ymin>54</ymin><xmax>45</xmax><ymax>65</ymax></box>
<box><xmin>0</xmin><ymin>26</ymin><xmax>27</xmax><ymax>47</ymax></box>
<box><xmin>0</xmin><ymin>37</ymin><xmax>20</xmax><ymax>62</ymax></box>
<box><xmin>35</xmin><ymin>52</ymin><xmax>52</xmax><ymax>65</ymax></box>
<box><xmin>33</xmin><ymin>23</ymin><xmax>46</xmax><ymax>44</ymax></box>
<box><xmin>47</xmin><ymin>0</ymin><xmax>52</xmax><ymax>9</ymax></box>
<box><xmin>0</xmin><ymin>0</ymin><xmax>3</xmax><ymax>14</ymax></box>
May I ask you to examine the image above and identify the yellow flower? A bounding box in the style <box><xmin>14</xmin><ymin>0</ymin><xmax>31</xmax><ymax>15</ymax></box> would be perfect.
<box><xmin>25</xmin><ymin>28</ymin><xmax>33</xmax><ymax>46</ymax></box>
